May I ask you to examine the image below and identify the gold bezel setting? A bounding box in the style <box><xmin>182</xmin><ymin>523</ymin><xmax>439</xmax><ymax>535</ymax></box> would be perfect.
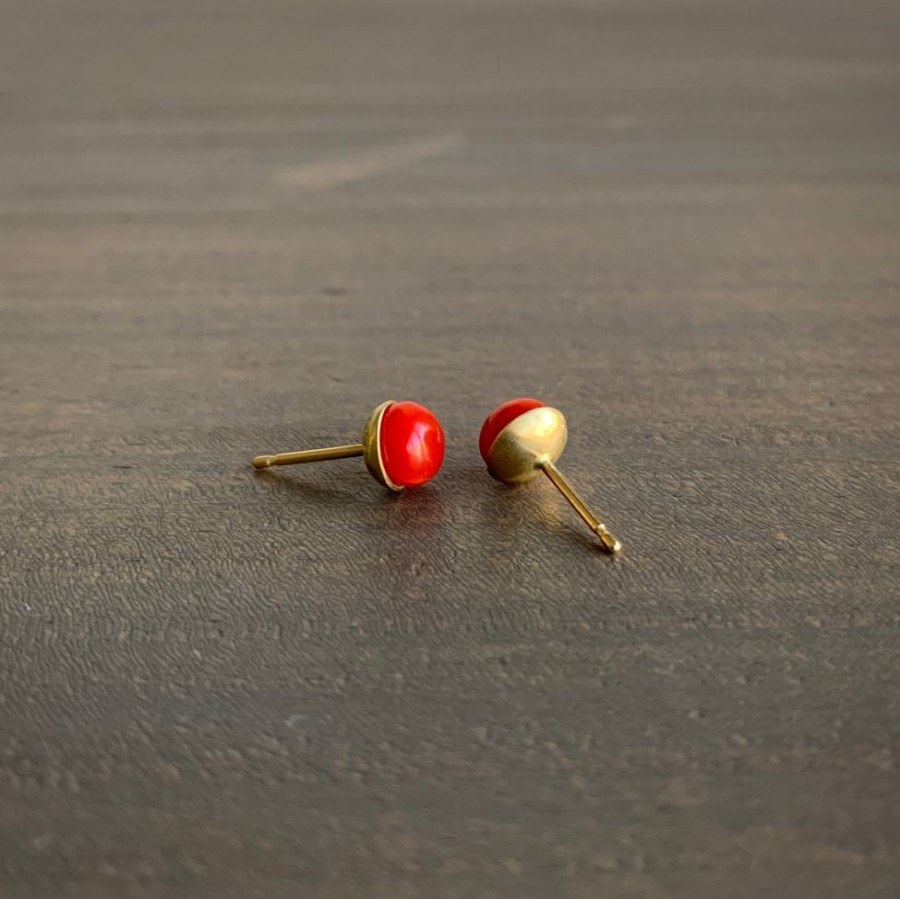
<box><xmin>362</xmin><ymin>400</ymin><xmax>402</xmax><ymax>491</ymax></box>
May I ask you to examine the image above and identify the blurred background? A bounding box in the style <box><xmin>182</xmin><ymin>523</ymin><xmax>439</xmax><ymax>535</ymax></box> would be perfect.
<box><xmin>2</xmin><ymin>1</ymin><xmax>899</xmax><ymax>897</ymax></box>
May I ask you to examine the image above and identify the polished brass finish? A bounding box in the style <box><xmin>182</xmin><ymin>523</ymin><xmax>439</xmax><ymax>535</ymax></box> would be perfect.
<box><xmin>252</xmin><ymin>444</ymin><xmax>363</xmax><ymax>469</ymax></box>
<box><xmin>251</xmin><ymin>400</ymin><xmax>402</xmax><ymax>491</ymax></box>
<box><xmin>486</xmin><ymin>405</ymin><xmax>622</xmax><ymax>554</ymax></box>
<box><xmin>486</xmin><ymin>406</ymin><xmax>568</xmax><ymax>483</ymax></box>
<box><xmin>539</xmin><ymin>460</ymin><xmax>622</xmax><ymax>554</ymax></box>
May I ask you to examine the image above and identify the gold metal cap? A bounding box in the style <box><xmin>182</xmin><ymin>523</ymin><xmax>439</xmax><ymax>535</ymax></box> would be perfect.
<box><xmin>486</xmin><ymin>405</ymin><xmax>568</xmax><ymax>484</ymax></box>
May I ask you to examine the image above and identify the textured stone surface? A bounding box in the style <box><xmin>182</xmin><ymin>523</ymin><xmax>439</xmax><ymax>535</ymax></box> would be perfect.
<box><xmin>1</xmin><ymin>1</ymin><xmax>899</xmax><ymax>897</ymax></box>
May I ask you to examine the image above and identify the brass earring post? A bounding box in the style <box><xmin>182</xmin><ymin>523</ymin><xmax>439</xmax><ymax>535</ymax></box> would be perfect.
<box><xmin>538</xmin><ymin>460</ymin><xmax>621</xmax><ymax>554</ymax></box>
<box><xmin>253</xmin><ymin>444</ymin><xmax>363</xmax><ymax>469</ymax></box>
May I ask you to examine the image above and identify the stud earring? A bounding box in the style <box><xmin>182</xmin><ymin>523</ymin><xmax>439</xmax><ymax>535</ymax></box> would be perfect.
<box><xmin>253</xmin><ymin>400</ymin><xmax>445</xmax><ymax>491</ymax></box>
<box><xmin>479</xmin><ymin>398</ymin><xmax>622</xmax><ymax>553</ymax></box>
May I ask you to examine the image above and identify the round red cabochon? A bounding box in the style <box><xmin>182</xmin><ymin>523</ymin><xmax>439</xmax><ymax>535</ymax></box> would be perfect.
<box><xmin>379</xmin><ymin>401</ymin><xmax>445</xmax><ymax>487</ymax></box>
<box><xmin>478</xmin><ymin>397</ymin><xmax>545</xmax><ymax>462</ymax></box>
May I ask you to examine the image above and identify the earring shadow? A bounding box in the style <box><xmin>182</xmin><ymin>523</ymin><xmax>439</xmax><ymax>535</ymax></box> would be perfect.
<box><xmin>483</xmin><ymin>472</ymin><xmax>620</xmax><ymax>557</ymax></box>
<box><xmin>368</xmin><ymin>482</ymin><xmax>445</xmax><ymax>529</ymax></box>
<box><xmin>254</xmin><ymin>467</ymin><xmax>448</xmax><ymax>536</ymax></box>
<box><xmin>252</xmin><ymin>468</ymin><xmax>362</xmax><ymax>504</ymax></box>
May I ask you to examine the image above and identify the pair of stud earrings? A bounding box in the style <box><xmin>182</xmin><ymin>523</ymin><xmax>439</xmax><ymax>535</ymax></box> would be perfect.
<box><xmin>252</xmin><ymin>398</ymin><xmax>622</xmax><ymax>554</ymax></box>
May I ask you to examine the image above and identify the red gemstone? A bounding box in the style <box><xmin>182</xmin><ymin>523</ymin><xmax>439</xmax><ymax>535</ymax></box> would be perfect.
<box><xmin>478</xmin><ymin>397</ymin><xmax>545</xmax><ymax>462</ymax></box>
<box><xmin>379</xmin><ymin>401</ymin><xmax>445</xmax><ymax>487</ymax></box>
